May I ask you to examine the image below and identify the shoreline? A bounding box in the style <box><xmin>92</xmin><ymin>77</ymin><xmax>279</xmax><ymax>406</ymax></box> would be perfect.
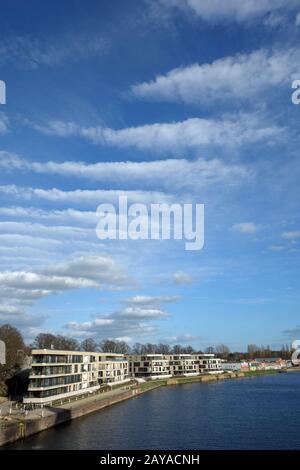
<box><xmin>0</xmin><ymin>368</ymin><xmax>295</xmax><ymax>448</ymax></box>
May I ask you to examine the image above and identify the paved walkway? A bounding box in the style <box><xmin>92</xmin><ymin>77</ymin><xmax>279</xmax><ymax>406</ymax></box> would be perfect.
<box><xmin>0</xmin><ymin>384</ymin><xmax>137</xmax><ymax>422</ymax></box>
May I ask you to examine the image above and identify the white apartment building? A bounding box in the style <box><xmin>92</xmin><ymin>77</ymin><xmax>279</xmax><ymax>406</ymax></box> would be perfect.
<box><xmin>98</xmin><ymin>354</ymin><xmax>129</xmax><ymax>385</ymax></box>
<box><xmin>168</xmin><ymin>354</ymin><xmax>199</xmax><ymax>376</ymax></box>
<box><xmin>24</xmin><ymin>350</ymin><xmax>223</xmax><ymax>405</ymax></box>
<box><xmin>127</xmin><ymin>353</ymin><xmax>222</xmax><ymax>378</ymax></box>
<box><xmin>24</xmin><ymin>349</ymin><xmax>129</xmax><ymax>405</ymax></box>
<box><xmin>193</xmin><ymin>354</ymin><xmax>223</xmax><ymax>374</ymax></box>
<box><xmin>128</xmin><ymin>354</ymin><xmax>172</xmax><ymax>379</ymax></box>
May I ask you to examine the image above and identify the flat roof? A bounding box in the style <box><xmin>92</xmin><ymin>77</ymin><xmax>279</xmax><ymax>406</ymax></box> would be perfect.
<box><xmin>31</xmin><ymin>349</ymin><xmax>125</xmax><ymax>357</ymax></box>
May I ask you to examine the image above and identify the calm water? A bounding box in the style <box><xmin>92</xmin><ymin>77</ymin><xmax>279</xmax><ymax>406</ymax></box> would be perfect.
<box><xmin>6</xmin><ymin>373</ymin><xmax>300</xmax><ymax>450</ymax></box>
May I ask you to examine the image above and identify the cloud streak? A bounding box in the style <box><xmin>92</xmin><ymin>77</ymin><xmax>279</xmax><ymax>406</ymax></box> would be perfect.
<box><xmin>31</xmin><ymin>113</ymin><xmax>283</xmax><ymax>151</ymax></box>
<box><xmin>0</xmin><ymin>33</ymin><xmax>109</xmax><ymax>69</ymax></box>
<box><xmin>159</xmin><ymin>0</ymin><xmax>298</xmax><ymax>24</ymax></box>
<box><xmin>0</xmin><ymin>151</ymin><xmax>250</xmax><ymax>192</ymax></box>
<box><xmin>131</xmin><ymin>47</ymin><xmax>300</xmax><ymax>105</ymax></box>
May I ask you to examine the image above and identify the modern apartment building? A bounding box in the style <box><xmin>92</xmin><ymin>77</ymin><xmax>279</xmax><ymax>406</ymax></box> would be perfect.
<box><xmin>98</xmin><ymin>354</ymin><xmax>129</xmax><ymax>384</ymax></box>
<box><xmin>127</xmin><ymin>353</ymin><xmax>222</xmax><ymax>378</ymax></box>
<box><xmin>24</xmin><ymin>349</ymin><xmax>129</xmax><ymax>405</ymax></box>
<box><xmin>24</xmin><ymin>350</ymin><xmax>223</xmax><ymax>405</ymax></box>
<box><xmin>128</xmin><ymin>354</ymin><xmax>172</xmax><ymax>379</ymax></box>
<box><xmin>168</xmin><ymin>354</ymin><xmax>199</xmax><ymax>376</ymax></box>
<box><xmin>196</xmin><ymin>354</ymin><xmax>223</xmax><ymax>374</ymax></box>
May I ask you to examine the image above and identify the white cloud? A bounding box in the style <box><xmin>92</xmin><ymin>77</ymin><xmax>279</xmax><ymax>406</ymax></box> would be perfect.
<box><xmin>0</xmin><ymin>304</ymin><xmax>23</xmax><ymax>316</ymax></box>
<box><xmin>0</xmin><ymin>254</ymin><xmax>128</xmax><ymax>308</ymax></box>
<box><xmin>268</xmin><ymin>245</ymin><xmax>286</xmax><ymax>252</ymax></box>
<box><xmin>64</xmin><ymin>293</ymin><xmax>177</xmax><ymax>340</ymax></box>
<box><xmin>31</xmin><ymin>113</ymin><xmax>283</xmax><ymax>151</ymax></box>
<box><xmin>43</xmin><ymin>254</ymin><xmax>127</xmax><ymax>285</ymax></box>
<box><xmin>172</xmin><ymin>271</ymin><xmax>194</xmax><ymax>284</ymax></box>
<box><xmin>165</xmin><ymin>333</ymin><xmax>199</xmax><ymax>344</ymax></box>
<box><xmin>160</xmin><ymin>0</ymin><xmax>297</xmax><ymax>23</ymax></box>
<box><xmin>0</xmin><ymin>206</ymin><xmax>99</xmax><ymax>226</ymax></box>
<box><xmin>0</xmin><ymin>221</ymin><xmax>94</xmax><ymax>241</ymax></box>
<box><xmin>65</xmin><ymin>310</ymin><xmax>161</xmax><ymax>340</ymax></box>
<box><xmin>131</xmin><ymin>48</ymin><xmax>300</xmax><ymax>105</ymax></box>
<box><xmin>0</xmin><ymin>271</ymin><xmax>98</xmax><ymax>290</ymax></box>
<box><xmin>232</xmin><ymin>222</ymin><xmax>260</xmax><ymax>234</ymax></box>
<box><xmin>0</xmin><ymin>299</ymin><xmax>46</xmax><ymax>335</ymax></box>
<box><xmin>282</xmin><ymin>231</ymin><xmax>300</xmax><ymax>240</ymax></box>
<box><xmin>0</xmin><ymin>151</ymin><xmax>250</xmax><ymax>192</ymax></box>
<box><xmin>296</xmin><ymin>13</ymin><xmax>300</xmax><ymax>25</ymax></box>
<box><xmin>120</xmin><ymin>307</ymin><xmax>168</xmax><ymax>319</ymax></box>
<box><xmin>0</xmin><ymin>184</ymin><xmax>172</xmax><ymax>206</ymax></box>
<box><xmin>123</xmin><ymin>295</ymin><xmax>181</xmax><ymax>306</ymax></box>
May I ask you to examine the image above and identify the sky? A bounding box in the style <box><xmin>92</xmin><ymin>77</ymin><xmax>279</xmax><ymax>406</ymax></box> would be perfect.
<box><xmin>0</xmin><ymin>0</ymin><xmax>300</xmax><ymax>351</ymax></box>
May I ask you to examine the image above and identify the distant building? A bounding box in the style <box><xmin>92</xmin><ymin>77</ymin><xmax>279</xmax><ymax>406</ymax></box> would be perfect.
<box><xmin>222</xmin><ymin>358</ymin><xmax>288</xmax><ymax>373</ymax></box>
<box><xmin>254</xmin><ymin>358</ymin><xmax>287</xmax><ymax>370</ymax></box>
<box><xmin>222</xmin><ymin>362</ymin><xmax>242</xmax><ymax>372</ymax></box>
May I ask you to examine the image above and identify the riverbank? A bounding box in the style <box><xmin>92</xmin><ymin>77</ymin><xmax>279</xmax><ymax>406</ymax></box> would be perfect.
<box><xmin>0</xmin><ymin>368</ymin><xmax>289</xmax><ymax>448</ymax></box>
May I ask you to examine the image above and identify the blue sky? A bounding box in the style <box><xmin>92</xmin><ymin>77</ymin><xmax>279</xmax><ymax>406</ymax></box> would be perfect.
<box><xmin>0</xmin><ymin>0</ymin><xmax>300</xmax><ymax>351</ymax></box>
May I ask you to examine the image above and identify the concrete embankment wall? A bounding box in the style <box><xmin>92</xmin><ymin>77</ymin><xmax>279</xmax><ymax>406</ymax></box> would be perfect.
<box><xmin>166</xmin><ymin>372</ymin><xmax>245</xmax><ymax>386</ymax></box>
<box><xmin>0</xmin><ymin>388</ymin><xmax>139</xmax><ymax>447</ymax></box>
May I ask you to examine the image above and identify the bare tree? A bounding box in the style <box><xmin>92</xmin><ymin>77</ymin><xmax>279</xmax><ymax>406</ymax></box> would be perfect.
<box><xmin>33</xmin><ymin>333</ymin><xmax>79</xmax><ymax>351</ymax></box>
<box><xmin>100</xmin><ymin>339</ymin><xmax>130</xmax><ymax>354</ymax></box>
<box><xmin>172</xmin><ymin>344</ymin><xmax>183</xmax><ymax>354</ymax></box>
<box><xmin>156</xmin><ymin>343</ymin><xmax>171</xmax><ymax>354</ymax></box>
<box><xmin>32</xmin><ymin>333</ymin><xmax>58</xmax><ymax>349</ymax></box>
<box><xmin>131</xmin><ymin>342</ymin><xmax>144</xmax><ymax>354</ymax></box>
<box><xmin>80</xmin><ymin>338</ymin><xmax>98</xmax><ymax>352</ymax></box>
<box><xmin>215</xmin><ymin>344</ymin><xmax>230</xmax><ymax>359</ymax></box>
<box><xmin>247</xmin><ymin>344</ymin><xmax>260</xmax><ymax>359</ymax></box>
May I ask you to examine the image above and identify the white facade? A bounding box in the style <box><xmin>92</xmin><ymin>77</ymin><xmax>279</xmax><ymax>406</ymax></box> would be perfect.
<box><xmin>24</xmin><ymin>349</ymin><xmax>129</xmax><ymax>405</ymax></box>
<box><xmin>128</xmin><ymin>354</ymin><xmax>172</xmax><ymax>379</ymax></box>
<box><xmin>127</xmin><ymin>353</ymin><xmax>222</xmax><ymax>378</ymax></box>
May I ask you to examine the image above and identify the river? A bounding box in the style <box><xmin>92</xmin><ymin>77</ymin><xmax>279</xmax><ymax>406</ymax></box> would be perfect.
<box><xmin>6</xmin><ymin>373</ymin><xmax>300</xmax><ymax>450</ymax></box>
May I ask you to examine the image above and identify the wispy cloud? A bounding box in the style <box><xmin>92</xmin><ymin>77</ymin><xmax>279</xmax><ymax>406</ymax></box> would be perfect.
<box><xmin>0</xmin><ymin>184</ymin><xmax>172</xmax><ymax>206</ymax></box>
<box><xmin>0</xmin><ymin>151</ymin><xmax>250</xmax><ymax>191</ymax></box>
<box><xmin>65</xmin><ymin>294</ymin><xmax>178</xmax><ymax>340</ymax></box>
<box><xmin>0</xmin><ymin>113</ymin><xmax>8</xmax><ymax>133</ymax></box>
<box><xmin>282</xmin><ymin>231</ymin><xmax>300</xmax><ymax>240</ymax></box>
<box><xmin>282</xmin><ymin>325</ymin><xmax>300</xmax><ymax>339</ymax></box>
<box><xmin>157</xmin><ymin>0</ymin><xmax>298</xmax><ymax>24</ymax></box>
<box><xmin>232</xmin><ymin>222</ymin><xmax>260</xmax><ymax>234</ymax></box>
<box><xmin>0</xmin><ymin>206</ymin><xmax>99</xmax><ymax>226</ymax></box>
<box><xmin>163</xmin><ymin>333</ymin><xmax>200</xmax><ymax>344</ymax></box>
<box><xmin>122</xmin><ymin>295</ymin><xmax>181</xmax><ymax>307</ymax></box>
<box><xmin>30</xmin><ymin>113</ymin><xmax>284</xmax><ymax>152</ymax></box>
<box><xmin>0</xmin><ymin>33</ymin><xmax>109</xmax><ymax>69</ymax></box>
<box><xmin>131</xmin><ymin>47</ymin><xmax>300</xmax><ymax>105</ymax></box>
<box><xmin>172</xmin><ymin>271</ymin><xmax>194</xmax><ymax>284</ymax></box>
